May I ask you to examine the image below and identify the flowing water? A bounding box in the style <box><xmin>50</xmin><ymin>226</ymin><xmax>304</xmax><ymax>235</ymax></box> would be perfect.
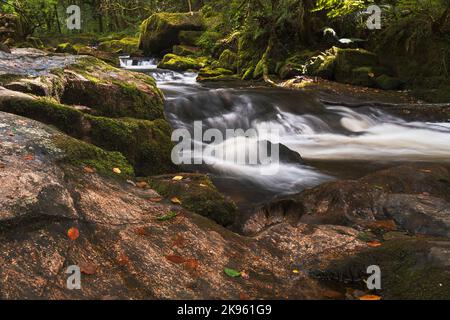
<box><xmin>120</xmin><ymin>57</ymin><xmax>450</xmax><ymax>210</ymax></box>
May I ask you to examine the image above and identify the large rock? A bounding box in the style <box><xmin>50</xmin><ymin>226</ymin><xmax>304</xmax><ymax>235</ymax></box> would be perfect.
<box><xmin>0</xmin><ymin>111</ymin><xmax>368</xmax><ymax>299</ymax></box>
<box><xmin>139</xmin><ymin>12</ymin><xmax>204</xmax><ymax>55</ymax></box>
<box><xmin>0</xmin><ymin>49</ymin><xmax>174</xmax><ymax>176</ymax></box>
<box><xmin>246</xmin><ymin>164</ymin><xmax>450</xmax><ymax>237</ymax></box>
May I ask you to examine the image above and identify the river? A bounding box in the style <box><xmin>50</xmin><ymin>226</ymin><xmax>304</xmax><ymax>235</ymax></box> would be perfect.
<box><xmin>121</xmin><ymin>57</ymin><xmax>450</xmax><ymax>211</ymax></box>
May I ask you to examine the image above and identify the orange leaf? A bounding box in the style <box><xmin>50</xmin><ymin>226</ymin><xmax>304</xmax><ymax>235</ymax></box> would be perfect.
<box><xmin>171</xmin><ymin>197</ymin><xmax>182</xmax><ymax>205</ymax></box>
<box><xmin>83</xmin><ymin>166</ymin><xmax>96</xmax><ymax>174</ymax></box>
<box><xmin>359</xmin><ymin>295</ymin><xmax>382</xmax><ymax>301</ymax></box>
<box><xmin>367</xmin><ymin>241</ymin><xmax>382</xmax><ymax>248</ymax></box>
<box><xmin>67</xmin><ymin>227</ymin><xmax>80</xmax><ymax>241</ymax></box>
<box><xmin>184</xmin><ymin>259</ymin><xmax>199</xmax><ymax>271</ymax></box>
<box><xmin>166</xmin><ymin>255</ymin><xmax>186</xmax><ymax>264</ymax></box>
<box><xmin>113</xmin><ymin>167</ymin><xmax>122</xmax><ymax>174</ymax></box>
<box><xmin>117</xmin><ymin>252</ymin><xmax>129</xmax><ymax>266</ymax></box>
<box><xmin>80</xmin><ymin>262</ymin><xmax>97</xmax><ymax>275</ymax></box>
<box><xmin>369</xmin><ymin>220</ymin><xmax>397</xmax><ymax>231</ymax></box>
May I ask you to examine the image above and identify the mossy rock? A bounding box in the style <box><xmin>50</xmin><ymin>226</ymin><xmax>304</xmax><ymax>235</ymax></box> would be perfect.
<box><xmin>145</xmin><ymin>173</ymin><xmax>237</xmax><ymax>226</ymax></box>
<box><xmin>72</xmin><ymin>44</ymin><xmax>120</xmax><ymax>66</ymax></box>
<box><xmin>374</xmin><ymin>74</ymin><xmax>403</xmax><ymax>90</ymax></box>
<box><xmin>58</xmin><ymin>56</ymin><xmax>164</xmax><ymax>120</ymax></box>
<box><xmin>178</xmin><ymin>30</ymin><xmax>204</xmax><ymax>46</ymax></box>
<box><xmin>172</xmin><ymin>45</ymin><xmax>201</xmax><ymax>56</ymax></box>
<box><xmin>314</xmin><ymin>238</ymin><xmax>450</xmax><ymax>300</ymax></box>
<box><xmin>157</xmin><ymin>53</ymin><xmax>207</xmax><ymax>71</ymax></box>
<box><xmin>98</xmin><ymin>37</ymin><xmax>142</xmax><ymax>56</ymax></box>
<box><xmin>139</xmin><ymin>12</ymin><xmax>204</xmax><ymax>55</ymax></box>
<box><xmin>55</xmin><ymin>43</ymin><xmax>78</xmax><ymax>55</ymax></box>
<box><xmin>0</xmin><ymin>95</ymin><xmax>175</xmax><ymax>176</ymax></box>
<box><xmin>54</xmin><ymin>135</ymin><xmax>134</xmax><ymax>179</ymax></box>
<box><xmin>334</xmin><ymin>48</ymin><xmax>379</xmax><ymax>83</ymax></box>
<box><xmin>197</xmin><ymin>67</ymin><xmax>236</xmax><ymax>82</ymax></box>
<box><xmin>218</xmin><ymin>49</ymin><xmax>238</xmax><ymax>72</ymax></box>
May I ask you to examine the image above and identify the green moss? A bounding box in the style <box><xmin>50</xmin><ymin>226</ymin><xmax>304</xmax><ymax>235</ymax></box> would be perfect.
<box><xmin>178</xmin><ymin>30</ymin><xmax>203</xmax><ymax>46</ymax></box>
<box><xmin>54</xmin><ymin>135</ymin><xmax>134</xmax><ymax>179</ymax></box>
<box><xmin>218</xmin><ymin>49</ymin><xmax>238</xmax><ymax>72</ymax></box>
<box><xmin>172</xmin><ymin>45</ymin><xmax>201</xmax><ymax>56</ymax></box>
<box><xmin>242</xmin><ymin>66</ymin><xmax>255</xmax><ymax>80</ymax></box>
<box><xmin>375</xmin><ymin>74</ymin><xmax>403</xmax><ymax>90</ymax></box>
<box><xmin>145</xmin><ymin>173</ymin><xmax>237</xmax><ymax>226</ymax></box>
<box><xmin>98</xmin><ymin>37</ymin><xmax>141</xmax><ymax>55</ymax></box>
<box><xmin>317</xmin><ymin>239</ymin><xmax>450</xmax><ymax>300</ymax></box>
<box><xmin>157</xmin><ymin>53</ymin><xmax>207</xmax><ymax>71</ymax></box>
<box><xmin>197</xmin><ymin>67</ymin><xmax>237</xmax><ymax>82</ymax></box>
<box><xmin>55</xmin><ymin>43</ymin><xmax>78</xmax><ymax>54</ymax></box>
<box><xmin>139</xmin><ymin>12</ymin><xmax>204</xmax><ymax>55</ymax></box>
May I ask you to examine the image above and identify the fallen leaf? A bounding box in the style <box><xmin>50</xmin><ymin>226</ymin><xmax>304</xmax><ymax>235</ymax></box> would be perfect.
<box><xmin>184</xmin><ymin>259</ymin><xmax>199</xmax><ymax>271</ymax></box>
<box><xmin>0</xmin><ymin>163</ymin><xmax>5</xmax><ymax>170</ymax></box>
<box><xmin>136</xmin><ymin>181</ymin><xmax>149</xmax><ymax>189</ymax></box>
<box><xmin>292</xmin><ymin>269</ymin><xmax>300</xmax><ymax>274</ymax></box>
<box><xmin>134</xmin><ymin>227</ymin><xmax>150</xmax><ymax>236</ymax></box>
<box><xmin>149</xmin><ymin>197</ymin><xmax>163</xmax><ymax>203</ymax></box>
<box><xmin>157</xmin><ymin>211</ymin><xmax>179</xmax><ymax>221</ymax></box>
<box><xmin>420</xmin><ymin>169</ymin><xmax>432</xmax><ymax>174</ymax></box>
<box><xmin>166</xmin><ymin>255</ymin><xmax>186</xmax><ymax>264</ymax></box>
<box><xmin>224</xmin><ymin>268</ymin><xmax>241</xmax><ymax>278</ymax></box>
<box><xmin>368</xmin><ymin>72</ymin><xmax>375</xmax><ymax>78</ymax></box>
<box><xmin>113</xmin><ymin>167</ymin><xmax>121</xmax><ymax>174</ymax></box>
<box><xmin>117</xmin><ymin>252</ymin><xmax>129</xmax><ymax>266</ymax></box>
<box><xmin>23</xmin><ymin>154</ymin><xmax>34</xmax><ymax>161</ymax></box>
<box><xmin>239</xmin><ymin>292</ymin><xmax>250</xmax><ymax>300</ymax></box>
<box><xmin>369</xmin><ymin>220</ymin><xmax>397</xmax><ymax>231</ymax></box>
<box><xmin>322</xmin><ymin>290</ymin><xmax>344</xmax><ymax>299</ymax></box>
<box><xmin>83</xmin><ymin>166</ymin><xmax>96</xmax><ymax>174</ymax></box>
<box><xmin>199</xmin><ymin>183</ymin><xmax>207</xmax><ymax>188</ymax></box>
<box><xmin>80</xmin><ymin>262</ymin><xmax>97</xmax><ymax>275</ymax></box>
<box><xmin>359</xmin><ymin>295</ymin><xmax>382</xmax><ymax>301</ymax></box>
<box><xmin>367</xmin><ymin>241</ymin><xmax>382</xmax><ymax>248</ymax></box>
<box><xmin>241</xmin><ymin>270</ymin><xmax>250</xmax><ymax>280</ymax></box>
<box><xmin>7</xmin><ymin>131</ymin><xmax>14</xmax><ymax>137</ymax></box>
<box><xmin>67</xmin><ymin>227</ymin><xmax>80</xmax><ymax>241</ymax></box>
<box><xmin>172</xmin><ymin>176</ymin><xmax>184</xmax><ymax>181</ymax></box>
<box><xmin>171</xmin><ymin>197</ymin><xmax>182</xmax><ymax>205</ymax></box>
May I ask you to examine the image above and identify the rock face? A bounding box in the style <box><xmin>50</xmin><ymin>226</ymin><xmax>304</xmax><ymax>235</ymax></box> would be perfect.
<box><xmin>139</xmin><ymin>12</ymin><xmax>204</xmax><ymax>56</ymax></box>
<box><xmin>245</xmin><ymin>164</ymin><xmax>450</xmax><ymax>237</ymax></box>
<box><xmin>0</xmin><ymin>49</ymin><xmax>174</xmax><ymax>176</ymax></box>
<box><xmin>0</xmin><ymin>111</ymin><xmax>368</xmax><ymax>299</ymax></box>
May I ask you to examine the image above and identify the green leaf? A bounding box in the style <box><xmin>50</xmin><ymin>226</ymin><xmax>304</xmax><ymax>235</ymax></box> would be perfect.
<box><xmin>224</xmin><ymin>268</ymin><xmax>241</xmax><ymax>278</ymax></box>
<box><xmin>157</xmin><ymin>211</ymin><xmax>179</xmax><ymax>221</ymax></box>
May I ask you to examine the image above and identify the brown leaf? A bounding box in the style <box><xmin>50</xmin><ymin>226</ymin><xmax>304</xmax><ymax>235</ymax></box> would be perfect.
<box><xmin>83</xmin><ymin>166</ymin><xmax>96</xmax><ymax>174</ymax></box>
<box><xmin>136</xmin><ymin>181</ymin><xmax>149</xmax><ymax>189</ymax></box>
<box><xmin>67</xmin><ymin>227</ymin><xmax>80</xmax><ymax>241</ymax></box>
<box><xmin>241</xmin><ymin>270</ymin><xmax>250</xmax><ymax>280</ymax></box>
<box><xmin>369</xmin><ymin>220</ymin><xmax>397</xmax><ymax>231</ymax></box>
<box><xmin>171</xmin><ymin>197</ymin><xmax>182</xmax><ymax>205</ymax></box>
<box><xmin>117</xmin><ymin>252</ymin><xmax>130</xmax><ymax>266</ymax></box>
<box><xmin>166</xmin><ymin>255</ymin><xmax>186</xmax><ymax>264</ymax></box>
<box><xmin>367</xmin><ymin>241</ymin><xmax>382</xmax><ymax>248</ymax></box>
<box><xmin>239</xmin><ymin>292</ymin><xmax>250</xmax><ymax>300</ymax></box>
<box><xmin>184</xmin><ymin>259</ymin><xmax>199</xmax><ymax>271</ymax></box>
<box><xmin>0</xmin><ymin>163</ymin><xmax>5</xmax><ymax>170</ymax></box>
<box><xmin>322</xmin><ymin>289</ymin><xmax>344</xmax><ymax>299</ymax></box>
<box><xmin>80</xmin><ymin>262</ymin><xmax>97</xmax><ymax>275</ymax></box>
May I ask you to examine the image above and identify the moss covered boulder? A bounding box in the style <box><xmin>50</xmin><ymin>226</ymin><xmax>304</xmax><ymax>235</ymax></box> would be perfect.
<box><xmin>0</xmin><ymin>87</ymin><xmax>175</xmax><ymax>176</ymax></box>
<box><xmin>98</xmin><ymin>37</ymin><xmax>142</xmax><ymax>56</ymax></box>
<box><xmin>178</xmin><ymin>30</ymin><xmax>203</xmax><ymax>46</ymax></box>
<box><xmin>157</xmin><ymin>53</ymin><xmax>207</xmax><ymax>71</ymax></box>
<box><xmin>0</xmin><ymin>50</ymin><xmax>164</xmax><ymax>120</ymax></box>
<box><xmin>139</xmin><ymin>12</ymin><xmax>204</xmax><ymax>55</ymax></box>
<box><xmin>143</xmin><ymin>173</ymin><xmax>237</xmax><ymax>226</ymax></box>
<box><xmin>196</xmin><ymin>67</ymin><xmax>237</xmax><ymax>82</ymax></box>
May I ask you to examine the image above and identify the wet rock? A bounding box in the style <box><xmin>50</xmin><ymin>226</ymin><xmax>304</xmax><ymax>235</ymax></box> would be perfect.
<box><xmin>0</xmin><ymin>112</ymin><xmax>366</xmax><ymax>299</ymax></box>
<box><xmin>139</xmin><ymin>12</ymin><xmax>204</xmax><ymax>56</ymax></box>
<box><xmin>313</xmin><ymin>238</ymin><xmax>450</xmax><ymax>299</ymax></box>
<box><xmin>158</xmin><ymin>53</ymin><xmax>207</xmax><ymax>71</ymax></box>
<box><xmin>247</xmin><ymin>164</ymin><xmax>450</xmax><ymax>236</ymax></box>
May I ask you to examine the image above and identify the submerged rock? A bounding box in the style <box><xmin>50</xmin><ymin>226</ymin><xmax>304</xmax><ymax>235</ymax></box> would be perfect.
<box><xmin>139</xmin><ymin>12</ymin><xmax>204</xmax><ymax>56</ymax></box>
